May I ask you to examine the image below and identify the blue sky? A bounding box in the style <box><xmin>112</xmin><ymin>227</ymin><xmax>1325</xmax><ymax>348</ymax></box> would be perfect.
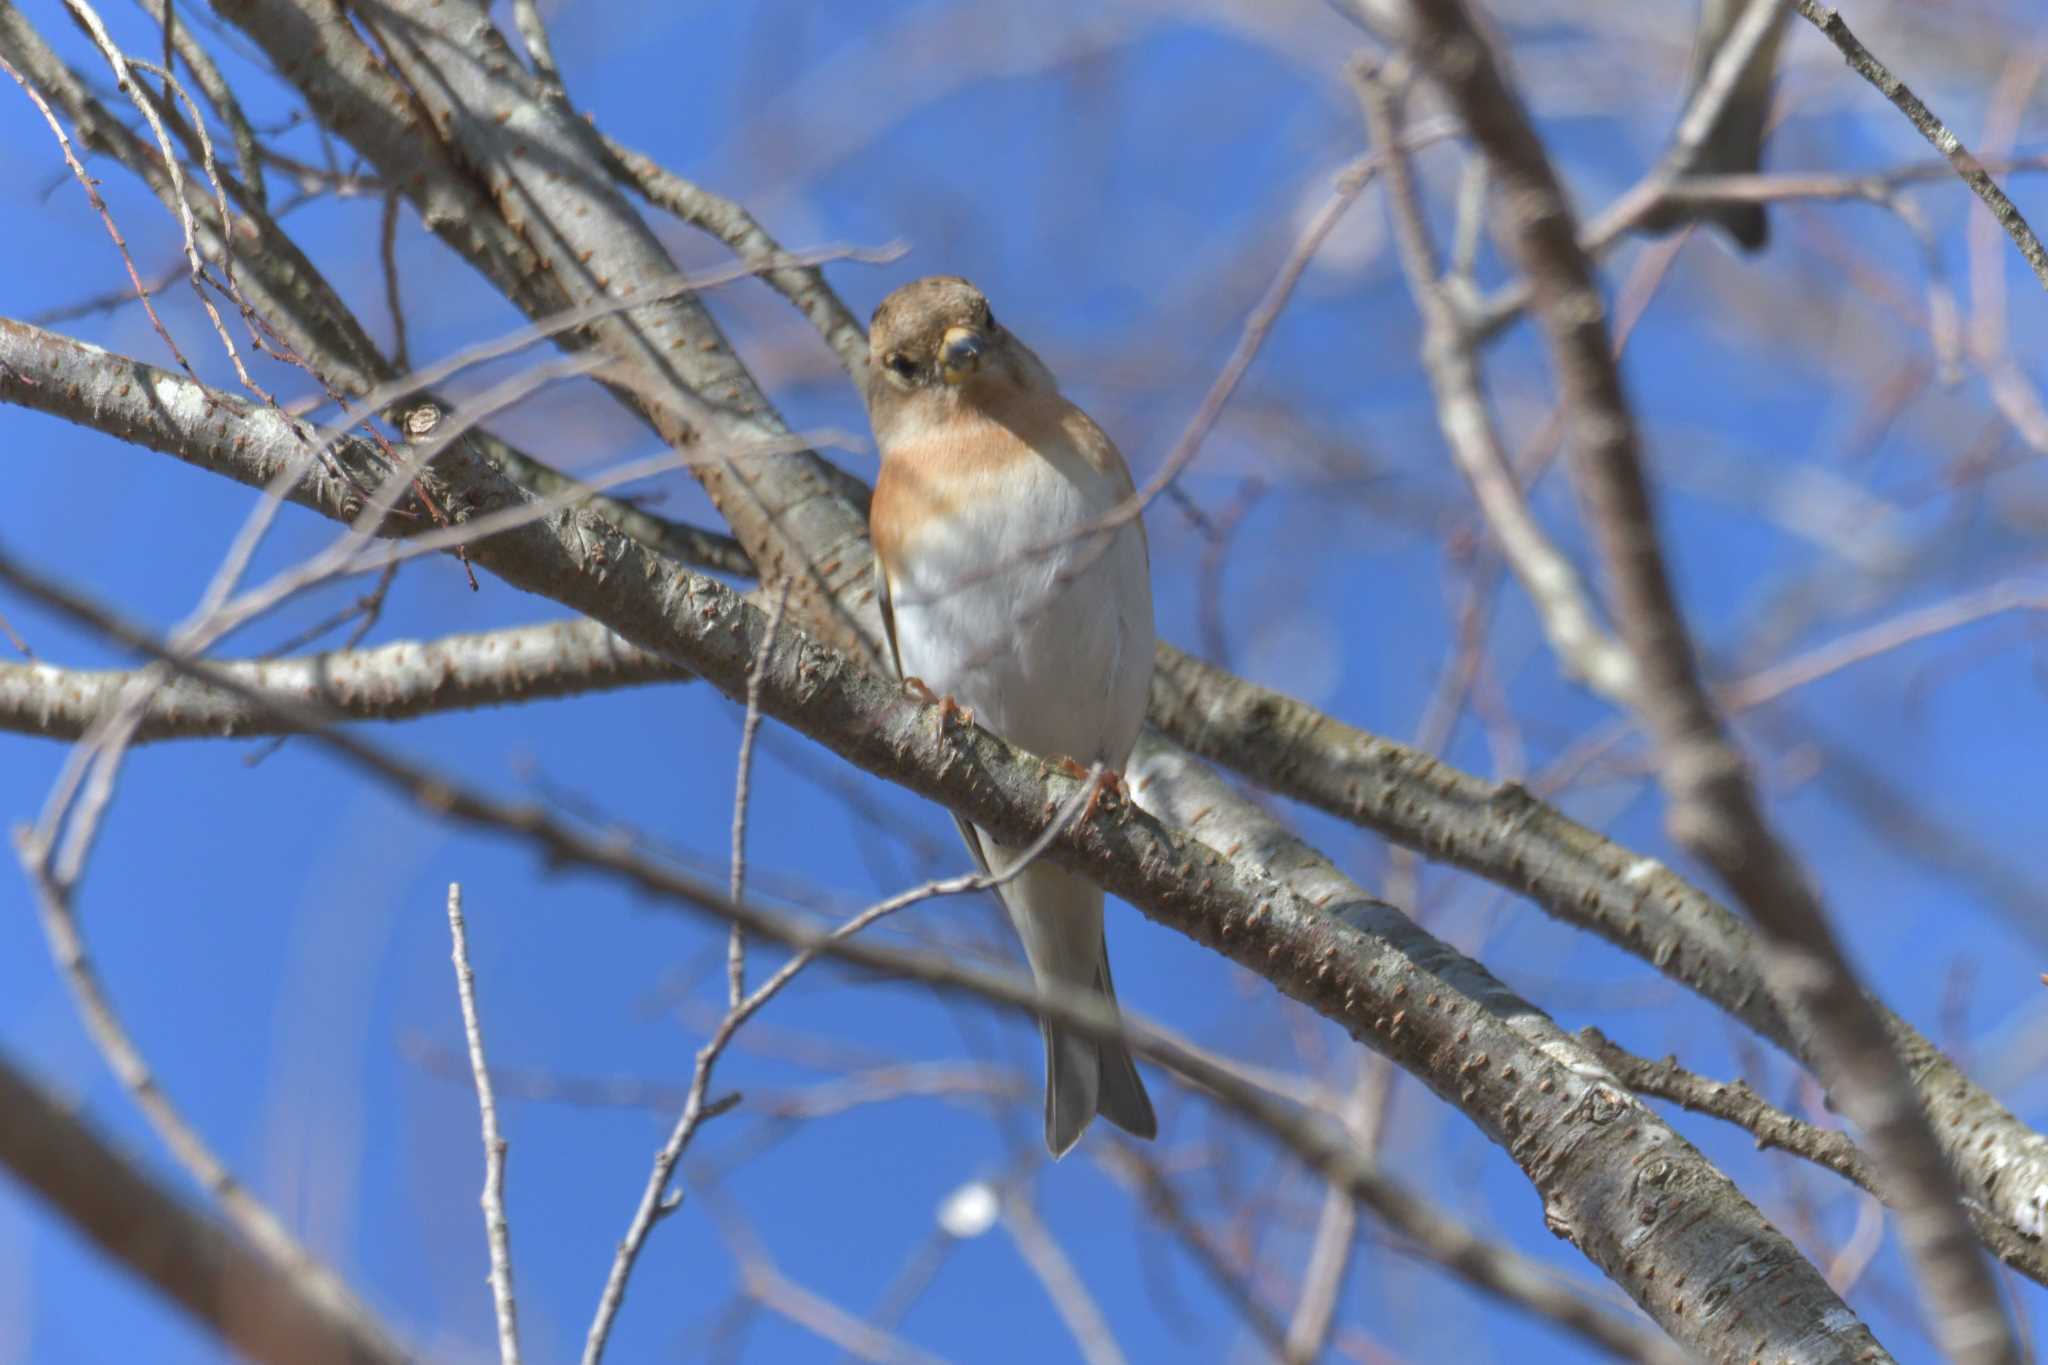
<box><xmin>2</xmin><ymin>1</ymin><xmax>2045</xmax><ymax>1361</ymax></box>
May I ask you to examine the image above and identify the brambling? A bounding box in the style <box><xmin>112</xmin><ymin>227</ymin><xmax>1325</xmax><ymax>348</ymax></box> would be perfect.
<box><xmin>864</xmin><ymin>276</ymin><xmax>1157</xmax><ymax>1157</ymax></box>
<box><xmin>1643</xmin><ymin>0</ymin><xmax>1790</xmax><ymax>251</ymax></box>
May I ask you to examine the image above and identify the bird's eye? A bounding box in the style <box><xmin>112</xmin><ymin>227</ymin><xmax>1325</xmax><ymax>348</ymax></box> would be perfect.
<box><xmin>884</xmin><ymin>352</ymin><xmax>916</xmax><ymax>380</ymax></box>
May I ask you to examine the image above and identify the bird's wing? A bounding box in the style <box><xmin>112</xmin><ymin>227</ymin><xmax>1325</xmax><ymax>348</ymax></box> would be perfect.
<box><xmin>875</xmin><ymin>552</ymin><xmax>905</xmax><ymax>680</ymax></box>
<box><xmin>877</xmin><ymin>552</ymin><xmax>993</xmax><ymax>877</ymax></box>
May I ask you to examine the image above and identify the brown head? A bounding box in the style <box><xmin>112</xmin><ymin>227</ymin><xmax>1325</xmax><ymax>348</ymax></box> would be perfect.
<box><xmin>864</xmin><ymin>276</ymin><xmax>1054</xmax><ymax>442</ymax></box>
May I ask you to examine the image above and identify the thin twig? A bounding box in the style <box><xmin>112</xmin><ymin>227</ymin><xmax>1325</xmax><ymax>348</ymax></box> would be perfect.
<box><xmin>583</xmin><ymin>767</ymin><xmax>1109</xmax><ymax>1364</ymax></box>
<box><xmin>1357</xmin><ymin>63</ymin><xmax>1635</xmax><ymax>703</ymax></box>
<box><xmin>729</xmin><ymin>581</ymin><xmax>793</xmax><ymax>1008</ymax></box>
<box><xmin>379</xmin><ymin>190</ymin><xmax>410</xmax><ymax>372</ymax></box>
<box><xmin>446</xmin><ymin>884</ymin><xmax>521</xmax><ymax>1365</ymax></box>
<box><xmin>1794</xmin><ymin>0</ymin><xmax>2048</xmax><ymax>292</ymax></box>
<box><xmin>510</xmin><ymin>0</ymin><xmax>565</xmax><ymax>99</ymax></box>
<box><xmin>1723</xmin><ymin>578</ymin><xmax>2048</xmax><ymax>711</ymax></box>
<box><xmin>0</xmin><ymin>53</ymin><xmax>196</xmax><ymax>376</ymax></box>
<box><xmin>0</xmin><ymin>606</ymin><xmax>29</xmax><ymax>658</ymax></box>
<box><xmin>1583</xmin><ymin>1028</ymin><xmax>2047</xmax><ymax>1278</ymax></box>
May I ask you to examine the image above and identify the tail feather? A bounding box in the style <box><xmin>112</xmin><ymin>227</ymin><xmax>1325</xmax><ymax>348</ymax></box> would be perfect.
<box><xmin>1042</xmin><ymin>950</ymin><xmax>1156</xmax><ymax>1156</ymax></box>
<box><xmin>1641</xmin><ymin>0</ymin><xmax>1789</xmax><ymax>252</ymax></box>
<box><xmin>987</xmin><ymin>846</ymin><xmax>1157</xmax><ymax>1157</ymax></box>
<box><xmin>1044</xmin><ymin>1025</ymin><xmax>1101</xmax><ymax>1158</ymax></box>
<box><xmin>1090</xmin><ymin>947</ymin><xmax>1156</xmax><ymax>1141</ymax></box>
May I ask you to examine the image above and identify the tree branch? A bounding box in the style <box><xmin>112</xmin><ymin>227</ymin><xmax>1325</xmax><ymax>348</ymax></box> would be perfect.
<box><xmin>1794</xmin><ymin>0</ymin><xmax>2048</xmax><ymax>292</ymax></box>
<box><xmin>0</xmin><ymin>618</ymin><xmax>683</xmax><ymax>742</ymax></box>
<box><xmin>0</xmin><ymin>1048</ymin><xmax>408</xmax><ymax>1365</ymax></box>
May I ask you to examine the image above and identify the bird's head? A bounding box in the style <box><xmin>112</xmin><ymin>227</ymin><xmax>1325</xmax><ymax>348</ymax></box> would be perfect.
<box><xmin>864</xmin><ymin>276</ymin><xmax>1051</xmax><ymax>435</ymax></box>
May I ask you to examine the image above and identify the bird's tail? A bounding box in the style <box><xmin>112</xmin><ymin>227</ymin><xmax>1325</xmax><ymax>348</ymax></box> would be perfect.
<box><xmin>984</xmin><ymin>846</ymin><xmax>1157</xmax><ymax>1157</ymax></box>
<box><xmin>1042</xmin><ymin>943</ymin><xmax>1157</xmax><ymax>1157</ymax></box>
<box><xmin>1642</xmin><ymin>0</ymin><xmax>1791</xmax><ymax>252</ymax></box>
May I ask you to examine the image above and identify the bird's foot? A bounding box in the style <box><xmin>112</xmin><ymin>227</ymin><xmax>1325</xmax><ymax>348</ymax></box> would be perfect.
<box><xmin>1051</xmin><ymin>757</ymin><xmax>1123</xmax><ymax>822</ymax></box>
<box><xmin>903</xmin><ymin>676</ymin><xmax>974</xmax><ymax>731</ymax></box>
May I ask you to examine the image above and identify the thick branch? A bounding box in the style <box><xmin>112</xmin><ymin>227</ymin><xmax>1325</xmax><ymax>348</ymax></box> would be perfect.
<box><xmin>0</xmin><ymin>1049</ymin><xmax>407</xmax><ymax>1365</ymax></box>
<box><xmin>0</xmin><ymin>618</ymin><xmax>680</xmax><ymax>742</ymax></box>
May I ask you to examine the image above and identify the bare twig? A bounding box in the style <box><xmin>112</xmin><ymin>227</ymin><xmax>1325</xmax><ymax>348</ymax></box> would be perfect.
<box><xmin>445</xmin><ymin>885</ymin><xmax>521</xmax><ymax>1365</ymax></box>
<box><xmin>137</xmin><ymin>0</ymin><xmax>264</xmax><ymax>205</ymax></box>
<box><xmin>1794</xmin><ymin>0</ymin><xmax>2048</xmax><ymax>292</ymax></box>
<box><xmin>0</xmin><ymin>606</ymin><xmax>29</xmax><ymax>658</ymax></box>
<box><xmin>583</xmin><ymin>767</ymin><xmax>1107</xmax><ymax>1364</ymax></box>
<box><xmin>0</xmin><ymin>53</ymin><xmax>196</xmax><ymax>376</ymax></box>
<box><xmin>1358</xmin><ymin>63</ymin><xmax>1636</xmax><ymax>705</ymax></box>
<box><xmin>379</xmin><ymin>190</ymin><xmax>409</xmax><ymax>371</ymax></box>
<box><xmin>600</xmin><ymin>136</ymin><xmax>869</xmax><ymax>376</ymax></box>
<box><xmin>1584</xmin><ymin>1028</ymin><xmax>2046</xmax><ymax>1279</ymax></box>
<box><xmin>729</xmin><ymin>582</ymin><xmax>794</xmax><ymax>1008</ymax></box>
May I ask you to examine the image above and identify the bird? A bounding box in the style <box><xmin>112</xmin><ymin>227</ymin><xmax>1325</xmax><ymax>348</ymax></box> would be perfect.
<box><xmin>863</xmin><ymin>275</ymin><xmax>1158</xmax><ymax>1157</ymax></box>
<box><xmin>1642</xmin><ymin>0</ymin><xmax>1792</xmax><ymax>251</ymax></box>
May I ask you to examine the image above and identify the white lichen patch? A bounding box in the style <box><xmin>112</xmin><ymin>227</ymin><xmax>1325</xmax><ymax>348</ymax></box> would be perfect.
<box><xmin>149</xmin><ymin>373</ymin><xmax>212</xmax><ymax>427</ymax></box>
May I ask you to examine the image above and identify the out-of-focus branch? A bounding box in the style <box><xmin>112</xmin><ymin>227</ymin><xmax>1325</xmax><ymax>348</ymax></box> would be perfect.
<box><xmin>1794</xmin><ymin>0</ymin><xmax>2048</xmax><ymax>292</ymax></box>
<box><xmin>1002</xmin><ymin>1188</ymin><xmax>1129</xmax><ymax>1365</ymax></box>
<box><xmin>599</xmin><ymin>135</ymin><xmax>871</xmax><ymax>377</ymax></box>
<box><xmin>1357</xmin><ymin>61</ymin><xmax>1636</xmax><ymax>705</ymax></box>
<box><xmin>1095</xmin><ymin>1147</ymin><xmax>1292</xmax><ymax>1358</ymax></box>
<box><xmin>1393</xmin><ymin>4</ymin><xmax>2018</xmax><ymax>1360</ymax></box>
<box><xmin>0</xmin><ymin>1049</ymin><xmax>408</xmax><ymax>1365</ymax></box>
<box><xmin>13</xmin><ymin>822</ymin><xmax>391</xmax><ymax>1365</ymax></box>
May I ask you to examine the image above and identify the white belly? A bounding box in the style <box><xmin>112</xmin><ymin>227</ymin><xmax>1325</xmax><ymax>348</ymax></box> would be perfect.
<box><xmin>889</xmin><ymin>466</ymin><xmax>1153</xmax><ymax>769</ymax></box>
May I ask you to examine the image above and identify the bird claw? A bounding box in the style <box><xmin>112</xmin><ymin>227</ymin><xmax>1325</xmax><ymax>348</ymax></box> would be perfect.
<box><xmin>1051</xmin><ymin>758</ymin><xmax>1123</xmax><ymax>822</ymax></box>
<box><xmin>904</xmin><ymin>676</ymin><xmax>973</xmax><ymax>731</ymax></box>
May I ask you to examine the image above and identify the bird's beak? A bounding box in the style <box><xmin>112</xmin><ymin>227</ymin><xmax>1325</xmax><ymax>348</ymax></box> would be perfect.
<box><xmin>939</xmin><ymin>326</ymin><xmax>985</xmax><ymax>385</ymax></box>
